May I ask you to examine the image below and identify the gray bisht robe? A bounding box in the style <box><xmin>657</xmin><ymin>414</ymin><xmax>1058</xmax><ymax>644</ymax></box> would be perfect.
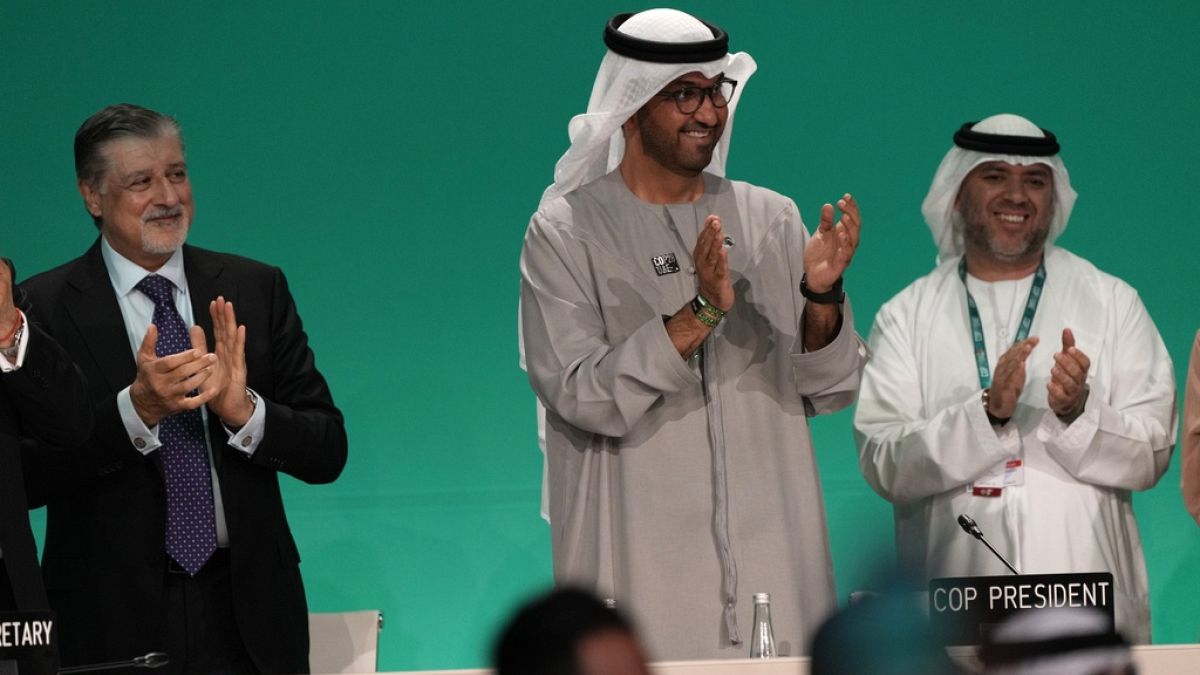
<box><xmin>520</xmin><ymin>170</ymin><xmax>867</xmax><ymax>660</ymax></box>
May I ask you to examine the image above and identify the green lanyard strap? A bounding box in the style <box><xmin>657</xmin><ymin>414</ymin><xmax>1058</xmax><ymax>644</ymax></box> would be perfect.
<box><xmin>958</xmin><ymin>257</ymin><xmax>1047</xmax><ymax>389</ymax></box>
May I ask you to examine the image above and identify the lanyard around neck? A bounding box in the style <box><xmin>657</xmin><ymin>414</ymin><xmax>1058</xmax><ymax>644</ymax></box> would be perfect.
<box><xmin>958</xmin><ymin>257</ymin><xmax>1047</xmax><ymax>389</ymax></box>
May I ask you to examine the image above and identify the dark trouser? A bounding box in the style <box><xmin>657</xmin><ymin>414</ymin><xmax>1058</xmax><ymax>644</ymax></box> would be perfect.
<box><xmin>161</xmin><ymin>549</ymin><xmax>257</xmax><ymax>675</ymax></box>
<box><xmin>0</xmin><ymin>560</ymin><xmax>14</xmax><ymax>610</ymax></box>
<box><xmin>0</xmin><ymin>565</ymin><xmax>14</xmax><ymax>675</ymax></box>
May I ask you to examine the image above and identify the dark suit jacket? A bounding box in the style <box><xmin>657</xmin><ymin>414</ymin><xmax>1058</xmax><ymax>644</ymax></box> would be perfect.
<box><xmin>20</xmin><ymin>241</ymin><xmax>348</xmax><ymax>673</ymax></box>
<box><xmin>1</xmin><ymin>321</ymin><xmax>91</xmax><ymax>610</ymax></box>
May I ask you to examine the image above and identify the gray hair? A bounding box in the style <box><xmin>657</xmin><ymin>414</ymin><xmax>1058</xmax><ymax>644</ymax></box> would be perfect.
<box><xmin>74</xmin><ymin>104</ymin><xmax>183</xmax><ymax>227</ymax></box>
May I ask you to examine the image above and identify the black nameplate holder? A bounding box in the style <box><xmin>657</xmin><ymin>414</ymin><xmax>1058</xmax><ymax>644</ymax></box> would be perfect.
<box><xmin>929</xmin><ymin>572</ymin><xmax>1115</xmax><ymax>645</ymax></box>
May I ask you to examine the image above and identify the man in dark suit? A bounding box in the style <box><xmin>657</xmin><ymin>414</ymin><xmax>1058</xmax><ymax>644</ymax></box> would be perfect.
<box><xmin>0</xmin><ymin>256</ymin><xmax>92</xmax><ymax>613</ymax></box>
<box><xmin>19</xmin><ymin>104</ymin><xmax>348</xmax><ymax>673</ymax></box>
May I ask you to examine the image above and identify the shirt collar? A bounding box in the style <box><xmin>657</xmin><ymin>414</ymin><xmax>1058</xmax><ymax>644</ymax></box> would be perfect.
<box><xmin>100</xmin><ymin>237</ymin><xmax>187</xmax><ymax>297</ymax></box>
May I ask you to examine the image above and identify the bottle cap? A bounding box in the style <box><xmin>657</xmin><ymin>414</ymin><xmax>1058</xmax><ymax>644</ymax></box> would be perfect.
<box><xmin>753</xmin><ymin>592</ymin><xmax>770</xmax><ymax>603</ymax></box>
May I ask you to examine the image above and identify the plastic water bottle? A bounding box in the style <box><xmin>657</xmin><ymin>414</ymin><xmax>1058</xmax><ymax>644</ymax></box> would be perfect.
<box><xmin>750</xmin><ymin>592</ymin><xmax>776</xmax><ymax>658</ymax></box>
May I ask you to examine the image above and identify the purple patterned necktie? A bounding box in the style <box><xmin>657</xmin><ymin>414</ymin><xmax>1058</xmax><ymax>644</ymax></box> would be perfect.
<box><xmin>135</xmin><ymin>274</ymin><xmax>218</xmax><ymax>576</ymax></box>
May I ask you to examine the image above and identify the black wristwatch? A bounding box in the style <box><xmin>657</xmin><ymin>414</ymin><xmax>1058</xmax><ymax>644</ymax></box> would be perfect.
<box><xmin>982</xmin><ymin>388</ymin><xmax>1011</xmax><ymax>426</ymax></box>
<box><xmin>800</xmin><ymin>274</ymin><xmax>844</xmax><ymax>304</ymax></box>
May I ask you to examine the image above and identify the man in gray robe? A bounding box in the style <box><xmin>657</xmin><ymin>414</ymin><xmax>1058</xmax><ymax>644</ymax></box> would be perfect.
<box><xmin>519</xmin><ymin>9</ymin><xmax>867</xmax><ymax>660</ymax></box>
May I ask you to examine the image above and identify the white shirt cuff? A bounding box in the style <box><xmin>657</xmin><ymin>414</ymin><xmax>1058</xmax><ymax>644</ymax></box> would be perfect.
<box><xmin>222</xmin><ymin>388</ymin><xmax>265</xmax><ymax>456</ymax></box>
<box><xmin>0</xmin><ymin>310</ymin><xmax>30</xmax><ymax>372</ymax></box>
<box><xmin>118</xmin><ymin>386</ymin><xmax>162</xmax><ymax>455</ymax></box>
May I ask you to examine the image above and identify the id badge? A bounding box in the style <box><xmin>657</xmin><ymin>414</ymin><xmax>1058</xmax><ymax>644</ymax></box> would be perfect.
<box><xmin>1003</xmin><ymin>458</ymin><xmax>1025</xmax><ymax>487</ymax></box>
<box><xmin>970</xmin><ymin>456</ymin><xmax>1018</xmax><ymax>497</ymax></box>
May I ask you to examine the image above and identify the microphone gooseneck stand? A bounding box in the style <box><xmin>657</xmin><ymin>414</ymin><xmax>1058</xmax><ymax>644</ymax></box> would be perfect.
<box><xmin>58</xmin><ymin>652</ymin><xmax>169</xmax><ymax>674</ymax></box>
<box><xmin>957</xmin><ymin>514</ymin><xmax>1020</xmax><ymax>575</ymax></box>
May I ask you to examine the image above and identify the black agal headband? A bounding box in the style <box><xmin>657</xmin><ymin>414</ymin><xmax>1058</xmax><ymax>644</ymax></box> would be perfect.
<box><xmin>953</xmin><ymin>121</ymin><xmax>1060</xmax><ymax>156</ymax></box>
<box><xmin>603</xmin><ymin>12</ymin><xmax>728</xmax><ymax>64</ymax></box>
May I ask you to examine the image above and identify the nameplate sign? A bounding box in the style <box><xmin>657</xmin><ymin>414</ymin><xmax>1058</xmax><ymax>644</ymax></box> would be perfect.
<box><xmin>929</xmin><ymin>572</ymin><xmax>1114</xmax><ymax>645</ymax></box>
<box><xmin>0</xmin><ymin>610</ymin><xmax>56</xmax><ymax>675</ymax></box>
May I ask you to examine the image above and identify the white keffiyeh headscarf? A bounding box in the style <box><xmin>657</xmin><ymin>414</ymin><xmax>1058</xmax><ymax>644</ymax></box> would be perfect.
<box><xmin>538</xmin><ymin>8</ymin><xmax>757</xmax><ymax>208</ymax></box>
<box><xmin>921</xmin><ymin>113</ymin><xmax>1078</xmax><ymax>264</ymax></box>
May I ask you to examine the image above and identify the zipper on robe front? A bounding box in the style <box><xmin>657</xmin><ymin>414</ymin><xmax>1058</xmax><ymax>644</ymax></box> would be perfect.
<box><xmin>699</xmin><ymin>339</ymin><xmax>741</xmax><ymax>645</ymax></box>
<box><xmin>663</xmin><ymin>201</ymin><xmax>742</xmax><ymax>646</ymax></box>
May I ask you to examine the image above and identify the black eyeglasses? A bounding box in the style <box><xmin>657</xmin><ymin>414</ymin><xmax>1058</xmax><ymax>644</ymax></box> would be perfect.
<box><xmin>654</xmin><ymin>79</ymin><xmax>738</xmax><ymax>114</ymax></box>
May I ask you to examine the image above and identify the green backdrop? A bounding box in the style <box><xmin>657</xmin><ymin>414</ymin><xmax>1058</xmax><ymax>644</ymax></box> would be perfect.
<box><xmin>3</xmin><ymin>1</ymin><xmax>1199</xmax><ymax>670</ymax></box>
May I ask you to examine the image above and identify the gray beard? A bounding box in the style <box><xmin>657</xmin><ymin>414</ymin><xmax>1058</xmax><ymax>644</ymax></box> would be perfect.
<box><xmin>140</xmin><ymin>220</ymin><xmax>189</xmax><ymax>256</ymax></box>
<box><xmin>956</xmin><ymin>211</ymin><xmax>1049</xmax><ymax>263</ymax></box>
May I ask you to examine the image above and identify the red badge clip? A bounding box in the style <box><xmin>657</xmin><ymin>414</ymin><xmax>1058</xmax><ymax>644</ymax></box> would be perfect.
<box><xmin>972</xmin><ymin>486</ymin><xmax>1003</xmax><ymax>498</ymax></box>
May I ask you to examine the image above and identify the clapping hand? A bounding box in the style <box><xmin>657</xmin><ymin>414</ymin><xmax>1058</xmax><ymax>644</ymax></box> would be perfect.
<box><xmin>986</xmin><ymin>337</ymin><xmax>1039</xmax><ymax>419</ymax></box>
<box><xmin>1048</xmin><ymin>328</ymin><xmax>1090</xmax><ymax>422</ymax></box>
<box><xmin>803</xmin><ymin>194</ymin><xmax>861</xmax><ymax>292</ymax></box>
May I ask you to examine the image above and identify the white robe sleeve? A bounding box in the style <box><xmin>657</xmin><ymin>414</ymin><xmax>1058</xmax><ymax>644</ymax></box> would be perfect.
<box><xmin>782</xmin><ymin>200</ymin><xmax>868</xmax><ymax>416</ymax></box>
<box><xmin>1035</xmin><ymin>289</ymin><xmax>1175</xmax><ymax>491</ymax></box>
<box><xmin>1181</xmin><ymin>330</ymin><xmax>1200</xmax><ymax>525</ymax></box>
<box><xmin>854</xmin><ymin>302</ymin><xmax>1020</xmax><ymax>504</ymax></box>
<box><xmin>791</xmin><ymin>299</ymin><xmax>868</xmax><ymax>416</ymax></box>
<box><xmin>520</xmin><ymin>211</ymin><xmax>698</xmax><ymax>438</ymax></box>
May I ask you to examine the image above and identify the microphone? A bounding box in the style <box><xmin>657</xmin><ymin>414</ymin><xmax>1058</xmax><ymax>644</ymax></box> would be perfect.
<box><xmin>957</xmin><ymin>514</ymin><xmax>983</xmax><ymax>538</ymax></box>
<box><xmin>58</xmin><ymin>652</ymin><xmax>169</xmax><ymax>673</ymax></box>
<box><xmin>957</xmin><ymin>514</ymin><xmax>1019</xmax><ymax>576</ymax></box>
<box><xmin>135</xmin><ymin>654</ymin><xmax>169</xmax><ymax>669</ymax></box>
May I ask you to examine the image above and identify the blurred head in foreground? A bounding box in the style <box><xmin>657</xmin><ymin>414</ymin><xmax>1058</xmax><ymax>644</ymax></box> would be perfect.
<box><xmin>980</xmin><ymin>607</ymin><xmax>1134</xmax><ymax>675</ymax></box>
<box><xmin>810</xmin><ymin>588</ymin><xmax>960</xmax><ymax>675</ymax></box>
<box><xmin>493</xmin><ymin>587</ymin><xmax>650</xmax><ymax>675</ymax></box>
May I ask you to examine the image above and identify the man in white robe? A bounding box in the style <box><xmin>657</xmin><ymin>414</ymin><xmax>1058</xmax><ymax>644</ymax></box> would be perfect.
<box><xmin>854</xmin><ymin>113</ymin><xmax>1175</xmax><ymax>643</ymax></box>
<box><xmin>519</xmin><ymin>9</ymin><xmax>867</xmax><ymax>660</ymax></box>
